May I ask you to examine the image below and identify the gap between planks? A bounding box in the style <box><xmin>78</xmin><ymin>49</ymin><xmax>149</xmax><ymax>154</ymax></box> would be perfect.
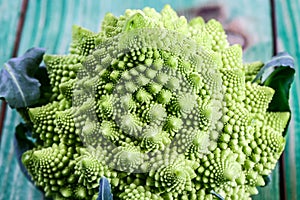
<box><xmin>0</xmin><ymin>0</ymin><xmax>29</xmax><ymax>138</ymax></box>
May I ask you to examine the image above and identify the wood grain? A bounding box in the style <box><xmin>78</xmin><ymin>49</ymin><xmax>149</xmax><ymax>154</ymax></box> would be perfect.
<box><xmin>0</xmin><ymin>0</ymin><xmax>22</xmax><ymax>65</ymax></box>
<box><xmin>276</xmin><ymin>0</ymin><xmax>300</xmax><ymax>199</ymax></box>
<box><xmin>0</xmin><ymin>1</ymin><xmax>43</xmax><ymax>199</ymax></box>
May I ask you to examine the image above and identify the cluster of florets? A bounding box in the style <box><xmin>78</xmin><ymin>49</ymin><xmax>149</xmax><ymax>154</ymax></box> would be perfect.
<box><xmin>22</xmin><ymin>5</ymin><xmax>288</xmax><ymax>200</ymax></box>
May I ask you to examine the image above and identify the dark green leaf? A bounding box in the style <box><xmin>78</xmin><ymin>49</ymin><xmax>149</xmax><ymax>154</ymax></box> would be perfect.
<box><xmin>13</xmin><ymin>123</ymin><xmax>36</xmax><ymax>183</ymax></box>
<box><xmin>33</xmin><ymin>65</ymin><xmax>53</xmax><ymax>106</ymax></box>
<box><xmin>253</xmin><ymin>52</ymin><xmax>295</xmax><ymax>136</ymax></box>
<box><xmin>97</xmin><ymin>177</ymin><xmax>113</xmax><ymax>200</ymax></box>
<box><xmin>263</xmin><ymin>66</ymin><xmax>295</xmax><ymax>112</ymax></box>
<box><xmin>0</xmin><ymin>47</ymin><xmax>46</xmax><ymax>108</ymax></box>
<box><xmin>262</xmin><ymin>174</ymin><xmax>272</xmax><ymax>187</ymax></box>
<box><xmin>252</xmin><ymin>52</ymin><xmax>294</xmax><ymax>83</ymax></box>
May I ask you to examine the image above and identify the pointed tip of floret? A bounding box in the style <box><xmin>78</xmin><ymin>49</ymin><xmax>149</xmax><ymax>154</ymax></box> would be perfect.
<box><xmin>72</xmin><ymin>25</ymin><xmax>94</xmax><ymax>41</ymax></box>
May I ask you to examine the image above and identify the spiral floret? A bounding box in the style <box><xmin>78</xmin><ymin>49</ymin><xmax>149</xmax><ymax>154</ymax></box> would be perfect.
<box><xmin>20</xmin><ymin>5</ymin><xmax>290</xmax><ymax>200</ymax></box>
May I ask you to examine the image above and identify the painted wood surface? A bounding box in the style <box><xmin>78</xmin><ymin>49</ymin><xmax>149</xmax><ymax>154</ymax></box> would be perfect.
<box><xmin>0</xmin><ymin>0</ymin><xmax>298</xmax><ymax>199</ymax></box>
<box><xmin>276</xmin><ymin>0</ymin><xmax>300</xmax><ymax>199</ymax></box>
<box><xmin>0</xmin><ymin>1</ymin><xmax>43</xmax><ymax>199</ymax></box>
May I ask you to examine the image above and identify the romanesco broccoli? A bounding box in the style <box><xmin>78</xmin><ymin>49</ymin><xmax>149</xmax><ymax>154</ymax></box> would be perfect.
<box><xmin>18</xmin><ymin>5</ymin><xmax>290</xmax><ymax>200</ymax></box>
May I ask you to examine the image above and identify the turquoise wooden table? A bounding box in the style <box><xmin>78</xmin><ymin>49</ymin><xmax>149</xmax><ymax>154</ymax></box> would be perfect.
<box><xmin>0</xmin><ymin>0</ymin><xmax>299</xmax><ymax>199</ymax></box>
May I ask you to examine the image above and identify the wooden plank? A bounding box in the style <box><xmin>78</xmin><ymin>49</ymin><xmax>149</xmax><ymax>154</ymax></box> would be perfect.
<box><xmin>276</xmin><ymin>0</ymin><xmax>300</xmax><ymax>199</ymax></box>
<box><xmin>0</xmin><ymin>0</ymin><xmax>21</xmax><ymax>65</ymax></box>
<box><xmin>0</xmin><ymin>0</ymin><xmax>23</xmax><ymax>131</ymax></box>
<box><xmin>0</xmin><ymin>0</ymin><xmax>103</xmax><ymax>199</ymax></box>
<box><xmin>0</xmin><ymin>0</ymin><xmax>280</xmax><ymax>199</ymax></box>
<box><xmin>0</xmin><ymin>1</ymin><xmax>40</xmax><ymax>200</ymax></box>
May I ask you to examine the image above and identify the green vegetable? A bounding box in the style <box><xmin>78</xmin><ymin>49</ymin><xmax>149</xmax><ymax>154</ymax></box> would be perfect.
<box><xmin>0</xmin><ymin>5</ymin><xmax>294</xmax><ymax>200</ymax></box>
<box><xmin>253</xmin><ymin>52</ymin><xmax>295</xmax><ymax>136</ymax></box>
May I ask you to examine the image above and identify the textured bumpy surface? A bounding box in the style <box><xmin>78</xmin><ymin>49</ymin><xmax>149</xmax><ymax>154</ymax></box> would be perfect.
<box><xmin>21</xmin><ymin>5</ymin><xmax>289</xmax><ymax>200</ymax></box>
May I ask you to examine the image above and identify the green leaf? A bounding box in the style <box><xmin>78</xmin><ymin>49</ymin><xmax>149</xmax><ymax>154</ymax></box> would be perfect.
<box><xmin>0</xmin><ymin>47</ymin><xmax>46</xmax><ymax>108</ymax></box>
<box><xmin>262</xmin><ymin>174</ymin><xmax>272</xmax><ymax>187</ymax></box>
<box><xmin>253</xmin><ymin>52</ymin><xmax>295</xmax><ymax>136</ymax></box>
<box><xmin>97</xmin><ymin>177</ymin><xmax>113</xmax><ymax>200</ymax></box>
<box><xmin>32</xmin><ymin>65</ymin><xmax>53</xmax><ymax>106</ymax></box>
<box><xmin>13</xmin><ymin>123</ymin><xmax>36</xmax><ymax>183</ymax></box>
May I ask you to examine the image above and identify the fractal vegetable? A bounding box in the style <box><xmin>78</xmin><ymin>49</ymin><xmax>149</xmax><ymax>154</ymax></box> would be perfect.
<box><xmin>0</xmin><ymin>5</ymin><xmax>295</xmax><ymax>200</ymax></box>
